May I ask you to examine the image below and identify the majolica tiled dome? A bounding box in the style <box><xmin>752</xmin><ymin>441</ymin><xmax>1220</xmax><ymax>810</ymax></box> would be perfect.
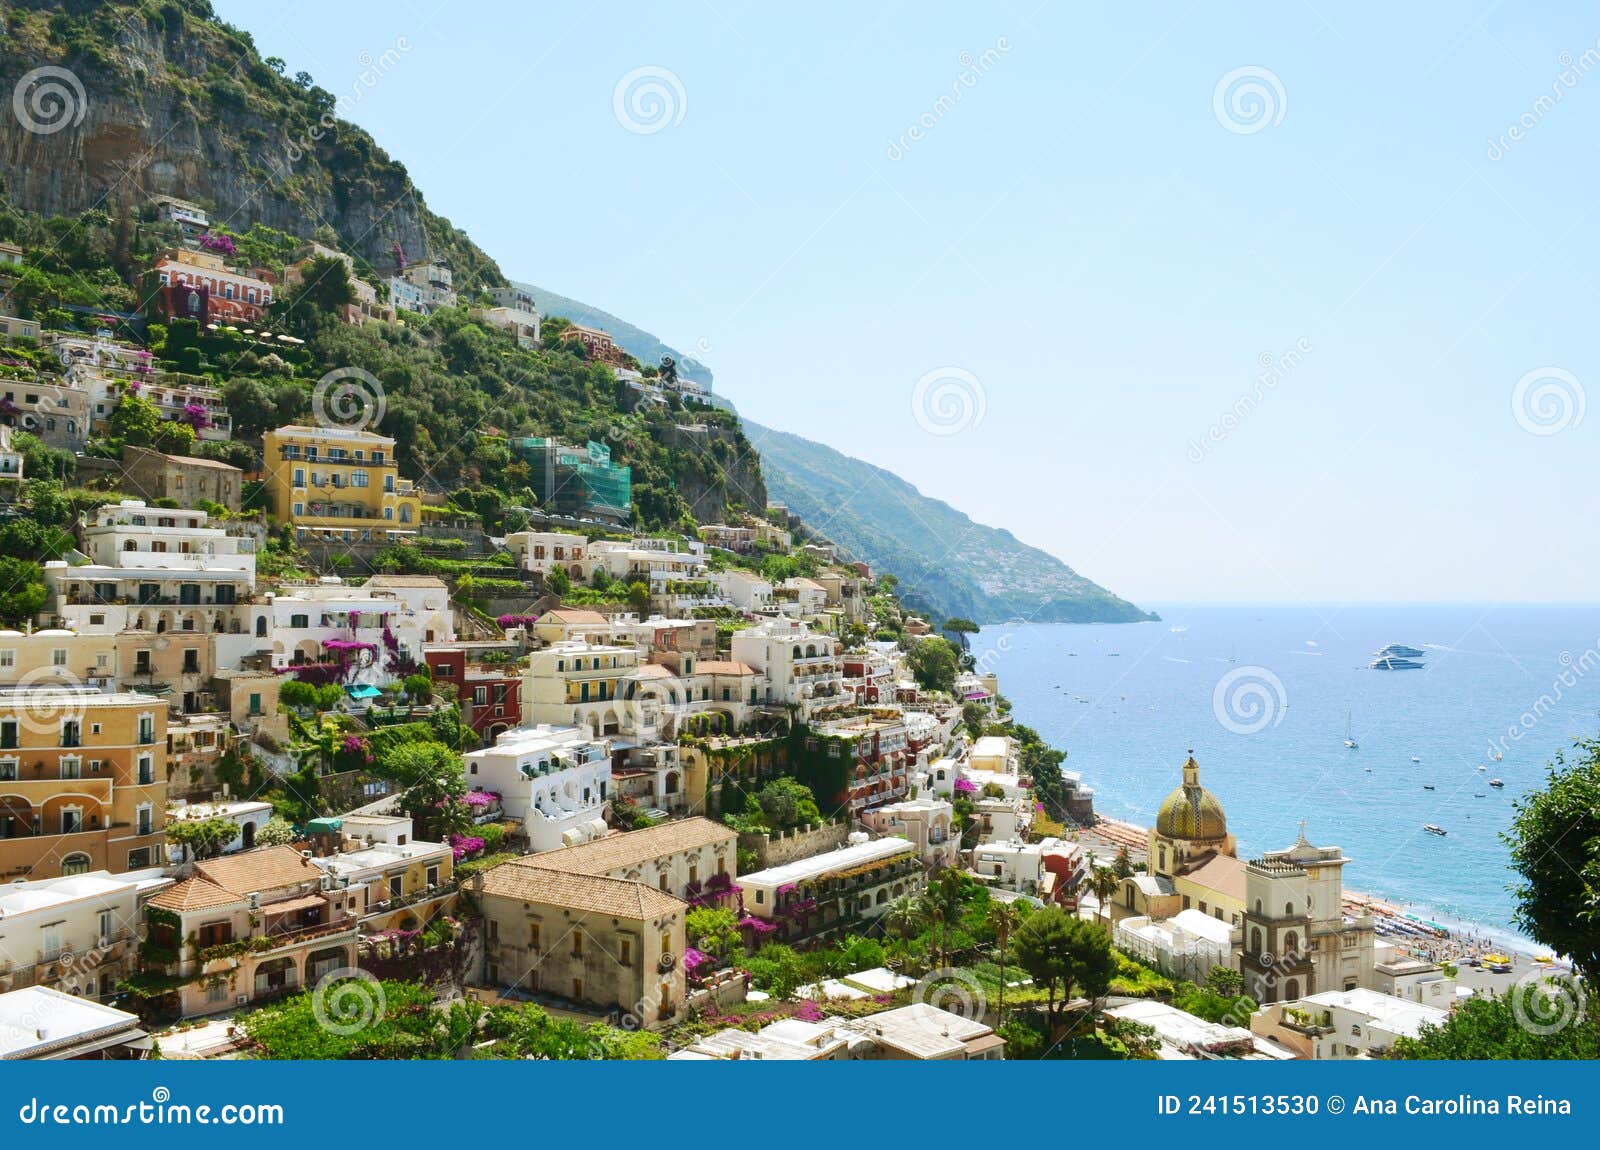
<box><xmin>1155</xmin><ymin>753</ymin><xmax>1228</xmax><ymax>841</ymax></box>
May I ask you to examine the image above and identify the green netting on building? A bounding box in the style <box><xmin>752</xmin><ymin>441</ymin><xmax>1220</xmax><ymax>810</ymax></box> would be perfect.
<box><xmin>512</xmin><ymin>437</ymin><xmax>632</xmax><ymax>520</ymax></box>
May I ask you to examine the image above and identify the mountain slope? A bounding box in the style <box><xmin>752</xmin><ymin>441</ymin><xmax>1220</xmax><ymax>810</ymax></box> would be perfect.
<box><xmin>745</xmin><ymin>421</ymin><xmax>1155</xmax><ymax>625</ymax></box>
<box><xmin>515</xmin><ymin>283</ymin><xmax>713</xmax><ymax>391</ymax></box>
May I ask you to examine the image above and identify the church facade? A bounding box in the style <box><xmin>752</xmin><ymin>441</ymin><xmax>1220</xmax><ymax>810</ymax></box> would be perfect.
<box><xmin>1238</xmin><ymin>826</ymin><xmax>1377</xmax><ymax>1004</ymax></box>
<box><xmin>1114</xmin><ymin>753</ymin><xmax>1247</xmax><ymax>928</ymax></box>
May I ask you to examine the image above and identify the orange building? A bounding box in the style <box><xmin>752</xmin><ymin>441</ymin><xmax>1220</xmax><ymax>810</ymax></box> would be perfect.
<box><xmin>0</xmin><ymin>689</ymin><xmax>168</xmax><ymax>880</ymax></box>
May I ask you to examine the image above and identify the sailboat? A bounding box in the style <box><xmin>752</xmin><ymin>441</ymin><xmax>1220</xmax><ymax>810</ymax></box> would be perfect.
<box><xmin>1344</xmin><ymin>712</ymin><xmax>1359</xmax><ymax>750</ymax></box>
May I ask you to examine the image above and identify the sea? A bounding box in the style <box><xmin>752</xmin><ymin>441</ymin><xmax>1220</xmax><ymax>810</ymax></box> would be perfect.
<box><xmin>976</xmin><ymin>603</ymin><xmax>1600</xmax><ymax>947</ymax></box>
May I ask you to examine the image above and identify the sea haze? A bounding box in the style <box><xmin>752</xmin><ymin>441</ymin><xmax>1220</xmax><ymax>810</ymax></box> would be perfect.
<box><xmin>978</xmin><ymin>603</ymin><xmax>1600</xmax><ymax>940</ymax></box>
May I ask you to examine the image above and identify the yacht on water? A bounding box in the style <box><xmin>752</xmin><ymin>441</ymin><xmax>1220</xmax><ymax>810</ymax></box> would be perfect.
<box><xmin>1371</xmin><ymin>643</ymin><xmax>1426</xmax><ymax>670</ymax></box>
<box><xmin>1489</xmin><ymin>779</ymin><xmax>1505</xmax><ymax>789</ymax></box>
<box><xmin>1344</xmin><ymin>712</ymin><xmax>1359</xmax><ymax>749</ymax></box>
<box><xmin>1424</xmin><ymin>824</ymin><xmax>1447</xmax><ymax>836</ymax></box>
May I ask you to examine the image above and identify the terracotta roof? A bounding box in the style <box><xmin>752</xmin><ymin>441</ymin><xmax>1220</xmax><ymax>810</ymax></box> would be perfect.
<box><xmin>541</xmin><ymin>609</ymin><xmax>608</xmax><ymax>625</ymax></box>
<box><xmin>160</xmin><ymin>452</ymin><xmax>241</xmax><ymax>472</ymax></box>
<box><xmin>193</xmin><ymin>845</ymin><xmax>321</xmax><ymax>895</ymax></box>
<box><xmin>697</xmin><ymin>660</ymin><xmax>757</xmax><ymax>676</ymax></box>
<box><xmin>1180</xmin><ymin>852</ymin><xmax>1246</xmax><ymax>903</ymax></box>
<box><xmin>476</xmin><ymin>864</ymin><xmax>684</xmax><ymax>920</ymax></box>
<box><xmin>148</xmin><ymin>877</ymin><xmax>244</xmax><ymax>913</ymax></box>
<box><xmin>523</xmin><ymin>817</ymin><xmax>736</xmax><ymax>877</ymax></box>
<box><xmin>632</xmin><ymin>664</ymin><xmax>676</xmax><ymax>680</ymax></box>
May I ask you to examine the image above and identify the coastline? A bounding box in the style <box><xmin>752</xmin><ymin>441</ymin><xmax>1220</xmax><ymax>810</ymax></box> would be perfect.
<box><xmin>1073</xmin><ymin>814</ymin><xmax>1541</xmax><ymax>961</ymax></box>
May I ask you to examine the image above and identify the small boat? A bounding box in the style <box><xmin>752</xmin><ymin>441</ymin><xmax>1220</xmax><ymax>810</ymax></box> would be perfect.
<box><xmin>1422</xmin><ymin>784</ymin><xmax>1435</xmax><ymax>790</ymax></box>
<box><xmin>1489</xmin><ymin>779</ymin><xmax>1504</xmax><ymax>789</ymax></box>
<box><xmin>1411</xmin><ymin>755</ymin><xmax>1421</xmax><ymax>763</ymax></box>
<box><xmin>1423</xmin><ymin>824</ymin><xmax>1447</xmax><ymax>836</ymax></box>
<box><xmin>1490</xmin><ymin>749</ymin><xmax>1504</xmax><ymax>762</ymax></box>
<box><xmin>1476</xmin><ymin>764</ymin><xmax>1487</xmax><ymax>772</ymax></box>
<box><xmin>1474</xmin><ymin>793</ymin><xmax>1486</xmax><ymax>798</ymax></box>
<box><xmin>1344</xmin><ymin>712</ymin><xmax>1358</xmax><ymax>749</ymax></box>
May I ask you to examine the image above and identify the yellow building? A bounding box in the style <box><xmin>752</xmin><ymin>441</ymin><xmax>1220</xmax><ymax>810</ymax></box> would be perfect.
<box><xmin>0</xmin><ymin>688</ymin><xmax>168</xmax><ymax>879</ymax></box>
<box><xmin>261</xmin><ymin>424</ymin><xmax>421</xmax><ymax>544</ymax></box>
<box><xmin>1113</xmin><ymin>752</ymin><xmax>1246</xmax><ymax>928</ymax></box>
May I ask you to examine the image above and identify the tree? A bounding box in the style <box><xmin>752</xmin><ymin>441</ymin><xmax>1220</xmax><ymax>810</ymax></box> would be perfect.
<box><xmin>256</xmin><ymin>816</ymin><xmax>298</xmax><ymax>847</ymax></box>
<box><xmin>166</xmin><ymin>816</ymin><xmax>241</xmax><ymax>861</ymax></box>
<box><xmin>1088</xmin><ymin>864</ymin><xmax>1121</xmax><ymax>925</ymax></box>
<box><xmin>0</xmin><ymin>556</ymin><xmax>46</xmax><ymax>625</ymax></box>
<box><xmin>626</xmin><ymin>580</ymin><xmax>651</xmax><ymax>615</ymax></box>
<box><xmin>108</xmin><ymin>393</ymin><xmax>164</xmax><ymax>446</ymax></box>
<box><xmin>1113</xmin><ymin>846</ymin><xmax>1133</xmax><ymax>879</ymax></box>
<box><xmin>884</xmin><ymin>893</ymin><xmax>927</xmax><ymax>944</ymax></box>
<box><xmin>403</xmin><ymin>671</ymin><xmax>434</xmax><ymax>704</ymax></box>
<box><xmin>754</xmin><ymin>777</ymin><xmax>822</xmax><ymax>830</ymax></box>
<box><xmin>1506</xmin><ymin>737</ymin><xmax>1600</xmax><ymax>981</ymax></box>
<box><xmin>658</xmin><ymin>355</ymin><xmax>678</xmax><ymax>387</ymax></box>
<box><xmin>282</xmin><ymin>255</ymin><xmax>356</xmax><ymax>332</ymax></box>
<box><xmin>942</xmin><ymin>617</ymin><xmax>980</xmax><ymax>651</ymax></box>
<box><xmin>906</xmin><ymin>635</ymin><xmax>960</xmax><ymax>694</ymax></box>
<box><xmin>386</xmin><ymin>742</ymin><xmax>470</xmax><ymax>839</ymax></box>
<box><xmin>1012</xmin><ymin>908</ymin><xmax>1115</xmax><ymax>1034</ymax></box>
<box><xmin>987</xmin><ymin>901</ymin><xmax>1022</xmax><ymax>1023</ymax></box>
<box><xmin>685</xmin><ymin>907</ymin><xmax>741</xmax><ymax>957</ymax></box>
<box><xmin>1205</xmin><ymin>964</ymin><xmax>1245</xmax><ymax>997</ymax></box>
<box><xmin>1391</xmin><ymin>978</ymin><xmax>1596</xmax><ymax>1059</ymax></box>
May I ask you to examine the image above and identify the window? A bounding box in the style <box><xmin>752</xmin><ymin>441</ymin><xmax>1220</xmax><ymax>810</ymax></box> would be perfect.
<box><xmin>51</xmin><ymin>648</ymin><xmax>67</xmax><ymax>667</ymax></box>
<box><xmin>138</xmin><ymin>755</ymin><xmax>155</xmax><ymax>785</ymax></box>
<box><xmin>351</xmin><ymin>470</ymin><xmax>369</xmax><ymax>488</ymax></box>
<box><xmin>619</xmin><ymin>938</ymin><xmax>632</xmax><ymax>966</ymax></box>
<box><xmin>60</xmin><ymin>757</ymin><xmax>81</xmax><ymax>780</ymax></box>
<box><xmin>61</xmin><ymin>853</ymin><xmax>91</xmax><ymax>876</ymax></box>
<box><xmin>572</xmin><ymin>932</ymin><xmax>584</xmax><ymax>958</ymax></box>
<box><xmin>136</xmin><ymin>805</ymin><xmax>153</xmax><ymax>836</ymax></box>
<box><xmin>528</xmin><ymin>922</ymin><xmax>541</xmax><ymax>950</ymax></box>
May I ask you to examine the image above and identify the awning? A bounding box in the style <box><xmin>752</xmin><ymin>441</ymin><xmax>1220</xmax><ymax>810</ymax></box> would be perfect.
<box><xmin>261</xmin><ymin>893</ymin><xmax>331</xmax><ymax>916</ymax></box>
<box><xmin>346</xmin><ymin>684</ymin><xmax>383</xmax><ymax>699</ymax></box>
<box><xmin>305</xmin><ymin>817</ymin><xmax>343</xmax><ymax>834</ymax></box>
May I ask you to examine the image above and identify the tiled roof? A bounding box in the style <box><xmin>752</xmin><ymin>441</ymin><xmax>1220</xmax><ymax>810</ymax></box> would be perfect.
<box><xmin>148</xmin><ymin>877</ymin><xmax>244</xmax><ymax>913</ymax></box>
<box><xmin>1180</xmin><ymin>852</ymin><xmax>1246</xmax><ymax>902</ymax></box>
<box><xmin>632</xmin><ymin>664</ymin><xmax>676</xmax><ymax>680</ymax></box>
<box><xmin>475</xmin><ymin>864</ymin><xmax>684</xmax><ymax>920</ymax></box>
<box><xmin>193</xmin><ymin>845</ymin><xmax>321</xmax><ymax>895</ymax></box>
<box><xmin>523</xmin><ymin>817</ymin><xmax>736</xmax><ymax>877</ymax></box>
<box><xmin>697</xmin><ymin>661</ymin><xmax>757</xmax><ymax>676</ymax></box>
<box><xmin>162</xmin><ymin>453</ymin><xmax>240</xmax><ymax>471</ymax></box>
<box><xmin>541</xmin><ymin>609</ymin><xmax>608</xmax><ymax>625</ymax></box>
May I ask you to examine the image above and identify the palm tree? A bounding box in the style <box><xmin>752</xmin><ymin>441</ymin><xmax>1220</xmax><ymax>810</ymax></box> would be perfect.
<box><xmin>986</xmin><ymin>902</ymin><xmax>1021</xmax><ymax>1023</ymax></box>
<box><xmin>884</xmin><ymin>893</ymin><xmax>928</xmax><ymax>946</ymax></box>
<box><xmin>1089</xmin><ymin>864</ymin><xmax>1121</xmax><ymax>927</ymax></box>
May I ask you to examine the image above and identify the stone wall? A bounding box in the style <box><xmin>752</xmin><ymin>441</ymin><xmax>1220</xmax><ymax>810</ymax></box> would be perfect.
<box><xmin>737</xmin><ymin>821</ymin><xmax>850</xmax><ymax>871</ymax></box>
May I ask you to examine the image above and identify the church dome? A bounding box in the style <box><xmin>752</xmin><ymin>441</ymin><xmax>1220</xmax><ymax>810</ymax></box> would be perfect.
<box><xmin>1155</xmin><ymin>753</ymin><xmax>1228</xmax><ymax>841</ymax></box>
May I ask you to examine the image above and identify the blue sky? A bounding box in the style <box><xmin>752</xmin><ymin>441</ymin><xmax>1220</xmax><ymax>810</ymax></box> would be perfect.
<box><xmin>212</xmin><ymin>1</ymin><xmax>1600</xmax><ymax>605</ymax></box>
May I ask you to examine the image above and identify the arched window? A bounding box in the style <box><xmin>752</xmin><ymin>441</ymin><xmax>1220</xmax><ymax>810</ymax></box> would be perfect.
<box><xmin>1284</xmin><ymin>977</ymin><xmax>1300</xmax><ymax>1001</ymax></box>
<box><xmin>256</xmin><ymin>616</ymin><xmax>267</xmax><ymax>637</ymax></box>
<box><xmin>1285</xmin><ymin>901</ymin><xmax>1295</xmax><ymax>916</ymax></box>
<box><xmin>1250</xmin><ymin>927</ymin><xmax>1262</xmax><ymax>953</ymax></box>
<box><xmin>1284</xmin><ymin>930</ymin><xmax>1299</xmax><ymax>955</ymax></box>
<box><xmin>1254</xmin><ymin>898</ymin><xmax>1263</xmax><ymax>914</ymax></box>
<box><xmin>60</xmin><ymin>853</ymin><xmax>91</xmax><ymax>876</ymax></box>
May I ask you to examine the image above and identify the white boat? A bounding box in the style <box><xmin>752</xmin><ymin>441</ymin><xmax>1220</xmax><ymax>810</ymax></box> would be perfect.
<box><xmin>1490</xmin><ymin>749</ymin><xmax>1503</xmax><ymax>762</ymax></box>
<box><xmin>1423</xmin><ymin>824</ymin><xmax>1447</xmax><ymax>836</ymax></box>
<box><xmin>1489</xmin><ymin>779</ymin><xmax>1504</xmax><ymax>789</ymax></box>
<box><xmin>1411</xmin><ymin>755</ymin><xmax>1421</xmax><ymax>763</ymax></box>
<box><xmin>1344</xmin><ymin>712</ymin><xmax>1358</xmax><ymax>749</ymax></box>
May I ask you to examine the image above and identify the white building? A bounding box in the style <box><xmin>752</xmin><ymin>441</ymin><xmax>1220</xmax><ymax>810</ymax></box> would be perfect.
<box><xmin>0</xmin><ymin>871</ymin><xmax>145</xmax><ymax>1001</ymax></box>
<box><xmin>1251</xmin><ymin>988</ymin><xmax>1448</xmax><ymax>1060</ymax></box>
<box><xmin>521</xmin><ymin>639</ymin><xmax>639</xmax><ymax>736</ymax></box>
<box><xmin>504</xmin><ymin>531</ymin><xmax>588</xmax><ymax>579</ymax></box>
<box><xmin>587</xmin><ymin>537</ymin><xmax>707</xmax><ymax>588</ymax></box>
<box><xmin>463</xmin><ymin>724</ymin><xmax>611</xmax><ymax>852</ymax></box>
<box><xmin>310</xmin><ymin>837</ymin><xmax>453</xmax><ymax>923</ymax></box>
<box><xmin>251</xmin><ymin>576</ymin><xmax>451</xmax><ymax>686</ymax></box>
<box><xmin>1114</xmin><ymin>908</ymin><xmax>1236</xmax><ymax>983</ymax></box>
<box><xmin>163</xmin><ymin>798</ymin><xmax>274</xmax><ymax>862</ymax></box>
<box><xmin>710</xmin><ymin>569</ymin><xmax>773</xmax><ymax>613</ymax></box>
<box><xmin>0</xmin><ymin>986</ymin><xmax>149</xmax><ymax>1059</ymax></box>
<box><xmin>971</xmin><ymin>838</ymin><xmax>1062</xmax><ymax>896</ymax></box>
<box><xmin>42</xmin><ymin>501</ymin><xmax>255</xmax><ymax>635</ymax></box>
<box><xmin>859</xmin><ymin>797</ymin><xmax>958</xmax><ymax>871</ymax></box>
<box><xmin>738</xmin><ymin>836</ymin><xmax>923</xmax><ymax>935</ymax></box>
<box><xmin>730</xmin><ymin>619</ymin><xmax>846</xmax><ymax>717</ymax></box>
